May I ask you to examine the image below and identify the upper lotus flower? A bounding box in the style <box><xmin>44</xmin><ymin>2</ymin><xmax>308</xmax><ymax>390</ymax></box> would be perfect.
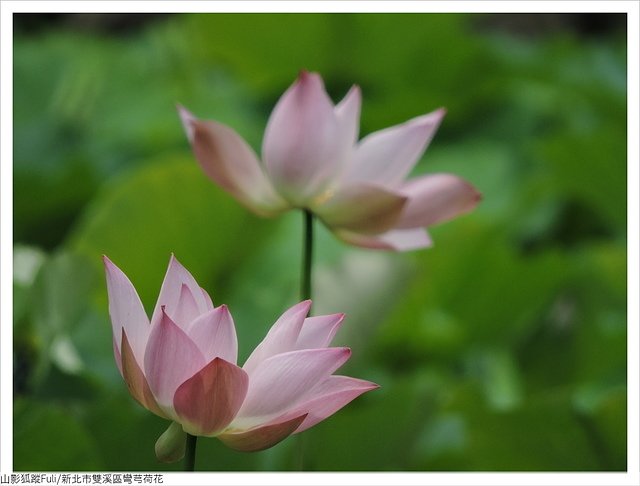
<box><xmin>179</xmin><ymin>71</ymin><xmax>481</xmax><ymax>251</ymax></box>
<box><xmin>104</xmin><ymin>254</ymin><xmax>377</xmax><ymax>461</ymax></box>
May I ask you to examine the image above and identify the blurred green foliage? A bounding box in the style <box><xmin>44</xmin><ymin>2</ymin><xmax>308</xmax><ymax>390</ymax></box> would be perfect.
<box><xmin>13</xmin><ymin>13</ymin><xmax>626</xmax><ymax>471</ymax></box>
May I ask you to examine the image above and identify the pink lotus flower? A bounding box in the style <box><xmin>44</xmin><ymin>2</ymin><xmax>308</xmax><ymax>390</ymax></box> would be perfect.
<box><xmin>104</xmin><ymin>254</ymin><xmax>377</xmax><ymax>460</ymax></box>
<box><xmin>179</xmin><ymin>71</ymin><xmax>481</xmax><ymax>251</ymax></box>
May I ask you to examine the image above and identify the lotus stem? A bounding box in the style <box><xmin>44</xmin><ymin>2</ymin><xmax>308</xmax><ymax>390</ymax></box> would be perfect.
<box><xmin>184</xmin><ymin>433</ymin><xmax>197</xmax><ymax>471</ymax></box>
<box><xmin>301</xmin><ymin>209</ymin><xmax>314</xmax><ymax>305</ymax></box>
<box><xmin>296</xmin><ymin>209</ymin><xmax>315</xmax><ymax>470</ymax></box>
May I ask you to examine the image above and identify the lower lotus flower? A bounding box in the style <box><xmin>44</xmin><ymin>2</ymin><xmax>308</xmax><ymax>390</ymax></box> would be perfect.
<box><xmin>104</xmin><ymin>254</ymin><xmax>378</xmax><ymax>461</ymax></box>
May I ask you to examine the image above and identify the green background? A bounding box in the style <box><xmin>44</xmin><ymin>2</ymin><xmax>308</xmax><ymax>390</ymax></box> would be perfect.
<box><xmin>13</xmin><ymin>13</ymin><xmax>627</xmax><ymax>471</ymax></box>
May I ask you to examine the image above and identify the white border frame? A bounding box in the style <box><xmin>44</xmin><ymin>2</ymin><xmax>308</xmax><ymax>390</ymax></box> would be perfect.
<box><xmin>1</xmin><ymin>2</ymin><xmax>638</xmax><ymax>485</ymax></box>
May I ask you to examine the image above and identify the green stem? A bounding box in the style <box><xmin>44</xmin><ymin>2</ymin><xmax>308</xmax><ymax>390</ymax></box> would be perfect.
<box><xmin>184</xmin><ymin>433</ymin><xmax>198</xmax><ymax>472</ymax></box>
<box><xmin>301</xmin><ymin>209</ymin><xmax>314</xmax><ymax>305</ymax></box>
<box><xmin>296</xmin><ymin>209</ymin><xmax>314</xmax><ymax>470</ymax></box>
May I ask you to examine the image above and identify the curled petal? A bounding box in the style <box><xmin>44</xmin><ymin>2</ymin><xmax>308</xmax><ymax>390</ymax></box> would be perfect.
<box><xmin>121</xmin><ymin>330</ymin><xmax>166</xmax><ymax>418</ymax></box>
<box><xmin>103</xmin><ymin>256</ymin><xmax>149</xmax><ymax>366</ymax></box>
<box><xmin>144</xmin><ymin>308</ymin><xmax>205</xmax><ymax>413</ymax></box>
<box><xmin>263</xmin><ymin>71</ymin><xmax>343</xmax><ymax>204</ymax></box>
<box><xmin>218</xmin><ymin>414</ymin><xmax>307</xmax><ymax>452</ymax></box>
<box><xmin>395</xmin><ymin>173</ymin><xmax>482</xmax><ymax>228</ymax></box>
<box><xmin>185</xmin><ymin>305</ymin><xmax>238</xmax><ymax>364</ymax></box>
<box><xmin>150</xmin><ymin>254</ymin><xmax>209</xmax><ymax>329</ymax></box>
<box><xmin>236</xmin><ymin>348</ymin><xmax>351</xmax><ymax>425</ymax></box>
<box><xmin>273</xmin><ymin>376</ymin><xmax>379</xmax><ymax>433</ymax></box>
<box><xmin>296</xmin><ymin>314</ymin><xmax>345</xmax><ymax>350</ymax></box>
<box><xmin>179</xmin><ymin>106</ymin><xmax>288</xmax><ymax>217</ymax></box>
<box><xmin>334</xmin><ymin>227</ymin><xmax>433</xmax><ymax>252</ymax></box>
<box><xmin>343</xmin><ymin>108</ymin><xmax>446</xmax><ymax>187</ymax></box>
<box><xmin>174</xmin><ymin>358</ymin><xmax>248</xmax><ymax>437</ymax></box>
<box><xmin>314</xmin><ymin>183</ymin><xmax>407</xmax><ymax>234</ymax></box>
<box><xmin>242</xmin><ymin>300</ymin><xmax>311</xmax><ymax>375</ymax></box>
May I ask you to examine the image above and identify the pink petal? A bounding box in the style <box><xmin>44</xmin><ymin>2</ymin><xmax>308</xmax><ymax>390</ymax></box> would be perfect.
<box><xmin>262</xmin><ymin>71</ymin><xmax>343</xmax><ymax>204</ymax></box>
<box><xmin>342</xmin><ymin>108</ymin><xmax>446</xmax><ymax>187</ymax></box>
<box><xmin>296</xmin><ymin>314</ymin><xmax>345</xmax><ymax>350</ymax></box>
<box><xmin>150</xmin><ymin>255</ymin><xmax>209</xmax><ymax>329</ymax></box>
<box><xmin>218</xmin><ymin>414</ymin><xmax>307</xmax><ymax>452</ymax></box>
<box><xmin>314</xmin><ymin>183</ymin><xmax>407</xmax><ymax>234</ymax></box>
<box><xmin>144</xmin><ymin>308</ymin><xmax>205</xmax><ymax>413</ymax></box>
<box><xmin>334</xmin><ymin>227</ymin><xmax>433</xmax><ymax>252</ymax></box>
<box><xmin>235</xmin><ymin>348</ymin><xmax>351</xmax><ymax>426</ymax></box>
<box><xmin>334</xmin><ymin>85</ymin><xmax>361</xmax><ymax>151</ymax></box>
<box><xmin>185</xmin><ymin>305</ymin><xmax>238</xmax><ymax>364</ymax></box>
<box><xmin>171</xmin><ymin>284</ymin><xmax>200</xmax><ymax>328</ymax></box>
<box><xmin>121</xmin><ymin>330</ymin><xmax>166</xmax><ymax>419</ymax></box>
<box><xmin>103</xmin><ymin>256</ymin><xmax>149</xmax><ymax>366</ymax></box>
<box><xmin>178</xmin><ymin>105</ymin><xmax>287</xmax><ymax>217</ymax></box>
<box><xmin>272</xmin><ymin>375</ymin><xmax>379</xmax><ymax>433</ymax></box>
<box><xmin>395</xmin><ymin>173</ymin><xmax>482</xmax><ymax>228</ymax></box>
<box><xmin>113</xmin><ymin>336</ymin><xmax>122</xmax><ymax>376</ymax></box>
<box><xmin>173</xmin><ymin>357</ymin><xmax>248</xmax><ymax>437</ymax></box>
<box><xmin>242</xmin><ymin>300</ymin><xmax>311</xmax><ymax>375</ymax></box>
<box><xmin>201</xmin><ymin>287</ymin><xmax>214</xmax><ymax>310</ymax></box>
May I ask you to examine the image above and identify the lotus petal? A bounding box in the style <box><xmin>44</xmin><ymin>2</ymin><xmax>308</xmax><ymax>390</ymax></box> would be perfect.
<box><xmin>343</xmin><ymin>108</ymin><xmax>446</xmax><ymax>187</ymax></box>
<box><xmin>174</xmin><ymin>357</ymin><xmax>248</xmax><ymax>437</ymax></box>
<box><xmin>263</xmin><ymin>71</ymin><xmax>344</xmax><ymax>204</ymax></box>
<box><xmin>396</xmin><ymin>173</ymin><xmax>482</xmax><ymax>228</ymax></box>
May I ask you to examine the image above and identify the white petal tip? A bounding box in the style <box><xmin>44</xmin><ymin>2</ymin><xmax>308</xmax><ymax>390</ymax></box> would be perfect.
<box><xmin>177</xmin><ymin>107</ymin><xmax>196</xmax><ymax>142</ymax></box>
<box><xmin>176</xmin><ymin>104</ymin><xmax>194</xmax><ymax>119</ymax></box>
